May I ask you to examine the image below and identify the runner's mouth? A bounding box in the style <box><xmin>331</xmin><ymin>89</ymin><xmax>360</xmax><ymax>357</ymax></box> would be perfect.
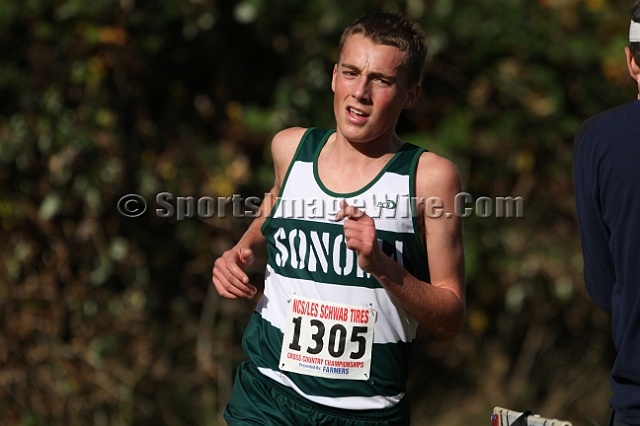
<box><xmin>347</xmin><ymin>107</ymin><xmax>369</xmax><ymax>117</ymax></box>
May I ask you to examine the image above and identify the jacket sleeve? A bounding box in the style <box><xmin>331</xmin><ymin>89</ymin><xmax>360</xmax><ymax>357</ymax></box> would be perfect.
<box><xmin>573</xmin><ymin>128</ymin><xmax>614</xmax><ymax>314</ymax></box>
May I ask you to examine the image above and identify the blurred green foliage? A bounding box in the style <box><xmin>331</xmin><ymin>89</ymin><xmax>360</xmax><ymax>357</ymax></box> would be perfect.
<box><xmin>0</xmin><ymin>0</ymin><xmax>635</xmax><ymax>424</ymax></box>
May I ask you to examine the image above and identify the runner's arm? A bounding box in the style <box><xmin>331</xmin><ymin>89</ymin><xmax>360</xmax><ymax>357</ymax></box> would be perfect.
<box><xmin>212</xmin><ymin>127</ymin><xmax>307</xmax><ymax>299</ymax></box>
<box><xmin>338</xmin><ymin>152</ymin><xmax>465</xmax><ymax>339</ymax></box>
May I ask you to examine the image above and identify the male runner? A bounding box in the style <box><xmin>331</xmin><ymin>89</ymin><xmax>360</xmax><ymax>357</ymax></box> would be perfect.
<box><xmin>213</xmin><ymin>11</ymin><xmax>465</xmax><ymax>425</ymax></box>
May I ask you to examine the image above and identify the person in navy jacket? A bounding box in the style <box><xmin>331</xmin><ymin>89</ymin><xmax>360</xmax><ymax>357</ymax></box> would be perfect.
<box><xmin>574</xmin><ymin>2</ymin><xmax>640</xmax><ymax>425</ymax></box>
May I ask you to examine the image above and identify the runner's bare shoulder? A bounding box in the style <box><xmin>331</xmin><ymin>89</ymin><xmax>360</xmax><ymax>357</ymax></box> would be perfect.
<box><xmin>415</xmin><ymin>151</ymin><xmax>462</xmax><ymax>201</ymax></box>
<box><xmin>271</xmin><ymin>127</ymin><xmax>308</xmax><ymax>186</ymax></box>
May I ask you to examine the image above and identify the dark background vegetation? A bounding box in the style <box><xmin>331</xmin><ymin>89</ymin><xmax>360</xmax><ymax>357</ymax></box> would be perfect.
<box><xmin>0</xmin><ymin>0</ymin><xmax>635</xmax><ymax>424</ymax></box>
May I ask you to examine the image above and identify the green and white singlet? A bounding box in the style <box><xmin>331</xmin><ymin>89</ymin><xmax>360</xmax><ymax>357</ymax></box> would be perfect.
<box><xmin>243</xmin><ymin>127</ymin><xmax>430</xmax><ymax>410</ymax></box>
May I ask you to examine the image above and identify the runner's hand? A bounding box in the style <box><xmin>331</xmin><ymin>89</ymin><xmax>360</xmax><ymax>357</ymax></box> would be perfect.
<box><xmin>212</xmin><ymin>247</ymin><xmax>257</xmax><ymax>299</ymax></box>
<box><xmin>335</xmin><ymin>200</ymin><xmax>381</xmax><ymax>275</ymax></box>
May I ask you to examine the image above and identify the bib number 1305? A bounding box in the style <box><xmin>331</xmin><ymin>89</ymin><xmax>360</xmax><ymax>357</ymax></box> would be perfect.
<box><xmin>279</xmin><ymin>297</ymin><xmax>376</xmax><ymax>381</ymax></box>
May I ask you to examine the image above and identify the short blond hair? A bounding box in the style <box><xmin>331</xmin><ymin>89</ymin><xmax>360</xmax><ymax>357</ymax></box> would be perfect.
<box><xmin>338</xmin><ymin>12</ymin><xmax>427</xmax><ymax>87</ymax></box>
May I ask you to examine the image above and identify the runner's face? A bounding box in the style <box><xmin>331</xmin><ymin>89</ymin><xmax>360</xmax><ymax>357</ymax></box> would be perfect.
<box><xmin>332</xmin><ymin>34</ymin><xmax>419</xmax><ymax>144</ymax></box>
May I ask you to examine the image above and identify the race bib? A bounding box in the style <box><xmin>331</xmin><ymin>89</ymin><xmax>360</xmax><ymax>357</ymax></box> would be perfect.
<box><xmin>279</xmin><ymin>296</ymin><xmax>376</xmax><ymax>380</ymax></box>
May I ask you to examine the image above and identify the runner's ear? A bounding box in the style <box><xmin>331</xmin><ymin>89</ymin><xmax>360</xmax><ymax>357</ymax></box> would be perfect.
<box><xmin>332</xmin><ymin>64</ymin><xmax>338</xmax><ymax>93</ymax></box>
<box><xmin>625</xmin><ymin>47</ymin><xmax>640</xmax><ymax>83</ymax></box>
<box><xmin>402</xmin><ymin>83</ymin><xmax>420</xmax><ymax>109</ymax></box>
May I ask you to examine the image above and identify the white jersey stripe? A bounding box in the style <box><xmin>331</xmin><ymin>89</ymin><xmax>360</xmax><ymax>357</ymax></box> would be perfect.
<box><xmin>258</xmin><ymin>265</ymin><xmax>418</xmax><ymax>343</ymax></box>
<box><xmin>257</xmin><ymin>367</ymin><xmax>405</xmax><ymax>409</ymax></box>
<box><xmin>272</xmin><ymin>162</ymin><xmax>416</xmax><ymax>233</ymax></box>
